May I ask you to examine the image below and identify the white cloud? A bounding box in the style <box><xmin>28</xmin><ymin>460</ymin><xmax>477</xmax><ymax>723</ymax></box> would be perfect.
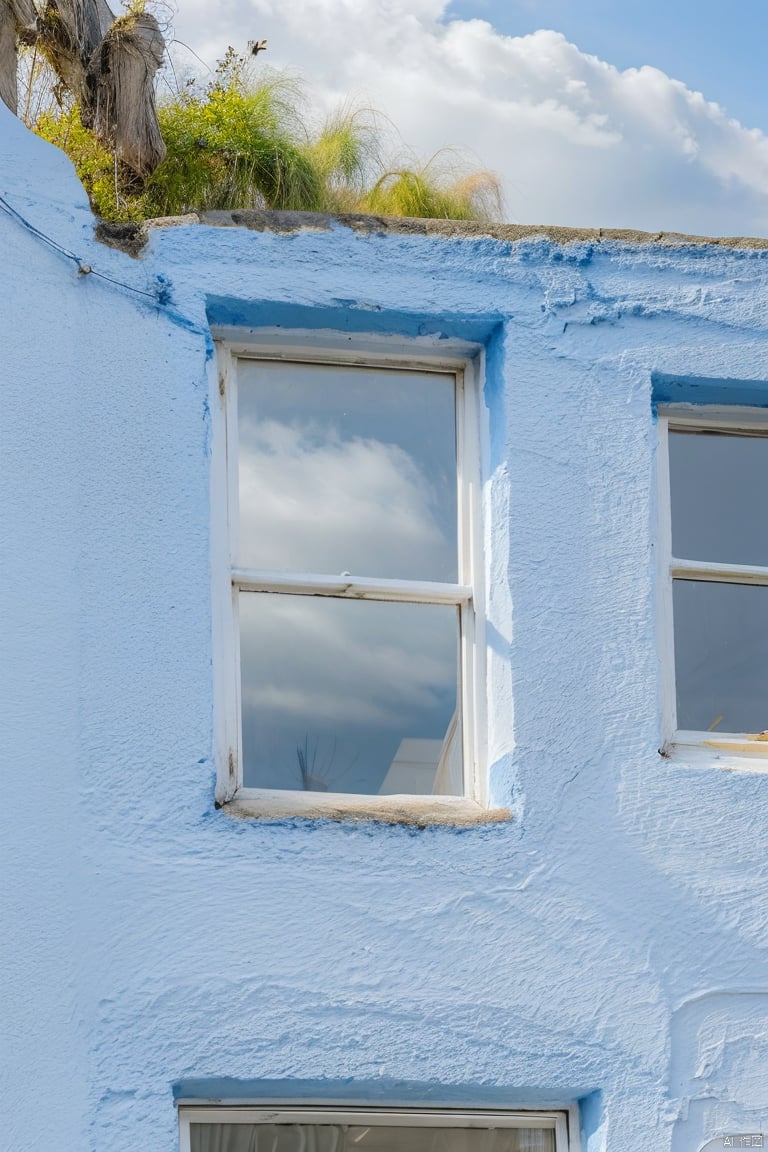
<box><xmin>237</xmin><ymin>418</ymin><xmax>453</xmax><ymax>578</ymax></box>
<box><xmin>170</xmin><ymin>0</ymin><xmax>768</xmax><ymax>235</ymax></box>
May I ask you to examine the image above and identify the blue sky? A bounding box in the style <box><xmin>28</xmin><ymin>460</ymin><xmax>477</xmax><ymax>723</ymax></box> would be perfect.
<box><xmin>175</xmin><ymin>0</ymin><xmax>768</xmax><ymax>236</ymax></box>
<box><xmin>446</xmin><ymin>0</ymin><xmax>768</xmax><ymax>131</ymax></box>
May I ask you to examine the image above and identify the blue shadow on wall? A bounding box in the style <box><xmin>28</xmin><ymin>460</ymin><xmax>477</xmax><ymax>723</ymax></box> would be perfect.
<box><xmin>206</xmin><ymin>298</ymin><xmax>503</xmax><ymax>345</ymax></box>
<box><xmin>578</xmin><ymin>1090</ymin><xmax>604</xmax><ymax>1152</ymax></box>
<box><xmin>652</xmin><ymin>372</ymin><xmax>768</xmax><ymax>409</ymax></box>
<box><xmin>173</xmin><ymin>1077</ymin><xmax>593</xmax><ymax>1109</ymax></box>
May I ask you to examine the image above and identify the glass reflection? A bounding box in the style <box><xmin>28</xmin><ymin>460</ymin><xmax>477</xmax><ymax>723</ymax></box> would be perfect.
<box><xmin>239</xmin><ymin>593</ymin><xmax>461</xmax><ymax>795</ymax></box>
<box><xmin>674</xmin><ymin>579</ymin><xmax>768</xmax><ymax>732</ymax></box>
<box><xmin>190</xmin><ymin>1124</ymin><xmax>556</xmax><ymax>1152</ymax></box>
<box><xmin>669</xmin><ymin>428</ymin><xmax>768</xmax><ymax>567</ymax></box>
<box><xmin>237</xmin><ymin>359</ymin><xmax>458</xmax><ymax>581</ymax></box>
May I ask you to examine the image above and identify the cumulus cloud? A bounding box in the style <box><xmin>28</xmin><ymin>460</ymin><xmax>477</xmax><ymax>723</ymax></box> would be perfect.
<box><xmin>171</xmin><ymin>0</ymin><xmax>768</xmax><ymax>235</ymax></box>
<box><xmin>238</xmin><ymin>419</ymin><xmax>454</xmax><ymax>578</ymax></box>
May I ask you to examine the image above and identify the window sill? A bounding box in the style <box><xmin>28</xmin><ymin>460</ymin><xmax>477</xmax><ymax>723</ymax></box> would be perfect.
<box><xmin>666</xmin><ymin>731</ymin><xmax>768</xmax><ymax>774</ymax></box>
<box><xmin>218</xmin><ymin>789</ymin><xmax>511</xmax><ymax>826</ymax></box>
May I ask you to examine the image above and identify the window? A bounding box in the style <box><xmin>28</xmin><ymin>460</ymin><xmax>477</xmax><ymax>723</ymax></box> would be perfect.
<box><xmin>658</xmin><ymin>407</ymin><xmax>768</xmax><ymax>758</ymax></box>
<box><xmin>213</xmin><ymin>336</ymin><xmax>490</xmax><ymax>821</ymax></box>
<box><xmin>178</xmin><ymin>1107</ymin><xmax>573</xmax><ymax>1152</ymax></box>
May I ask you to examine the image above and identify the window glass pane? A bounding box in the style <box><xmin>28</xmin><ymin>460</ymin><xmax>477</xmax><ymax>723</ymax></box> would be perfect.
<box><xmin>237</xmin><ymin>360</ymin><xmax>458</xmax><ymax>581</ymax></box>
<box><xmin>674</xmin><ymin>579</ymin><xmax>768</xmax><ymax>733</ymax></box>
<box><xmin>669</xmin><ymin>428</ymin><xmax>768</xmax><ymax>566</ymax></box>
<box><xmin>239</xmin><ymin>593</ymin><xmax>462</xmax><ymax>795</ymax></box>
<box><xmin>190</xmin><ymin>1123</ymin><xmax>556</xmax><ymax>1152</ymax></box>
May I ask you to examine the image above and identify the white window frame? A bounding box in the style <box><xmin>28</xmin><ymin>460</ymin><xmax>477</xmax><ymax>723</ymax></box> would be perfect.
<box><xmin>657</xmin><ymin>405</ymin><xmax>768</xmax><ymax>767</ymax></box>
<box><xmin>211</xmin><ymin>329</ymin><xmax>496</xmax><ymax>823</ymax></box>
<box><xmin>178</xmin><ymin>1105</ymin><xmax>576</xmax><ymax>1152</ymax></box>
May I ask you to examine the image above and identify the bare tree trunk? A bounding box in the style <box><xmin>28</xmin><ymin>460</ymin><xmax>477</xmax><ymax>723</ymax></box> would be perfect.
<box><xmin>0</xmin><ymin>1</ymin><xmax>19</xmax><ymax>114</ymax></box>
<box><xmin>91</xmin><ymin>10</ymin><xmax>166</xmax><ymax>176</ymax></box>
<box><xmin>1</xmin><ymin>0</ymin><xmax>166</xmax><ymax>179</ymax></box>
<box><xmin>0</xmin><ymin>0</ymin><xmax>35</xmax><ymax>114</ymax></box>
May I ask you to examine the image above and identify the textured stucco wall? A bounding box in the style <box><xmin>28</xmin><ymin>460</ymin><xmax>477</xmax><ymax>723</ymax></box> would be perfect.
<box><xmin>4</xmin><ymin>102</ymin><xmax>768</xmax><ymax>1152</ymax></box>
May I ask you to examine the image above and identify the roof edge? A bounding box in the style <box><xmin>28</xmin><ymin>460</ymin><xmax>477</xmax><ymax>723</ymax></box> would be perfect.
<box><xmin>95</xmin><ymin>209</ymin><xmax>768</xmax><ymax>257</ymax></box>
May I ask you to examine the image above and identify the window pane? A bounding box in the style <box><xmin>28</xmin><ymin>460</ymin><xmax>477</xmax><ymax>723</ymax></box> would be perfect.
<box><xmin>669</xmin><ymin>428</ymin><xmax>768</xmax><ymax>566</ymax></box>
<box><xmin>239</xmin><ymin>593</ymin><xmax>462</xmax><ymax>795</ymax></box>
<box><xmin>674</xmin><ymin>579</ymin><xmax>768</xmax><ymax>733</ymax></box>
<box><xmin>237</xmin><ymin>360</ymin><xmax>458</xmax><ymax>581</ymax></box>
<box><xmin>190</xmin><ymin>1123</ymin><xmax>556</xmax><ymax>1152</ymax></box>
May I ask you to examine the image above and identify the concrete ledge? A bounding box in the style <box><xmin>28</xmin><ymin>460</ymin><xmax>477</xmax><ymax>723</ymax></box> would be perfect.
<box><xmin>220</xmin><ymin>790</ymin><xmax>511</xmax><ymax>827</ymax></box>
<box><xmin>94</xmin><ymin>209</ymin><xmax>768</xmax><ymax>256</ymax></box>
<box><xmin>193</xmin><ymin>211</ymin><xmax>768</xmax><ymax>248</ymax></box>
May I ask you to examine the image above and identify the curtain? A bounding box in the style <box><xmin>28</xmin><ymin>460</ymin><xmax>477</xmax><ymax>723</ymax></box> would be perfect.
<box><xmin>192</xmin><ymin>1124</ymin><xmax>344</xmax><ymax>1152</ymax></box>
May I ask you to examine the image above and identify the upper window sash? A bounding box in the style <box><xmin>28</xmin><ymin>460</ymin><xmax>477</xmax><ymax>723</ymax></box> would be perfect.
<box><xmin>229</xmin><ymin>353</ymin><xmax>470</xmax><ymax>604</ymax></box>
<box><xmin>231</xmin><ymin>354</ymin><xmax>466</xmax><ymax>587</ymax></box>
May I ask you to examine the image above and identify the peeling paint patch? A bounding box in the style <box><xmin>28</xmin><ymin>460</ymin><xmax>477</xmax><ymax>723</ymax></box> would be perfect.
<box><xmin>670</xmin><ymin>993</ymin><xmax>768</xmax><ymax>1150</ymax></box>
<box><xmin>704</xmin><ymin>740</ymin><xmax>768</xmax><ymax>755</ymax></box>
<box><xmin>221</xmin><ymin>795</ymin><xmax>512</xmax><ymax>827</ymax></box>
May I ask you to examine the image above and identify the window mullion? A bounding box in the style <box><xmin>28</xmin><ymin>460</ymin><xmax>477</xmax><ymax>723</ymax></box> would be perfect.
<box><xmin>232</xmin><ymin>569</ymin><xmax>472</xmax><ymax>605</ymax></box>
<box><xmin>671</xmin><ymin>558</ymin><xmax>768</xmax><ymax>586</ymax></box>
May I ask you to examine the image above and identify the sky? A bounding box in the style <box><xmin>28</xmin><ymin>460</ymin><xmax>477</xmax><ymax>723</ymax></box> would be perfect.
<box><xmin>169</xmin><ymin>0</ymin><xmax>768</xmax><ymax>237</ymax></box>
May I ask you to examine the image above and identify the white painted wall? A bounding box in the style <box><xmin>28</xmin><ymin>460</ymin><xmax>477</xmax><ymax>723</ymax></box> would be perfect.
<box><xmin>4</xmin><ymin>101</ymin><xmax>768</xmax><ymax>1152</ymax></box>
